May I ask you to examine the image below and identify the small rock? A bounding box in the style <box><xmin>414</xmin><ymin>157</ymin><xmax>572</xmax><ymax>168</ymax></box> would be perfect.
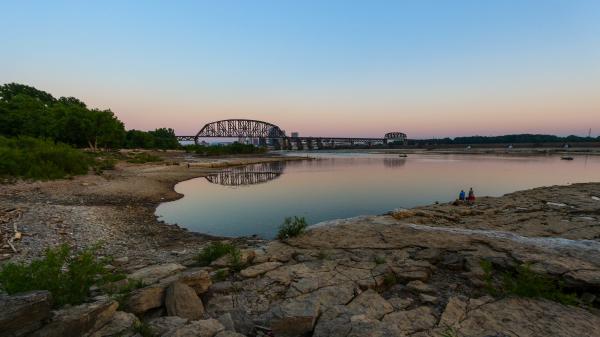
<box><xmin>216</xmin><ymin>313</ymin><xmax>235</xmax><ymax>331</ymax></box>
<box><xmin>165</xmin><ymin>282</ymin><xmax>205</xmax><ymax>320</ymax></box>
<box><xmin>163</xmin><ymin>318</ymin><xmax>225</xmax><ymax>337</ymax></box>
<box><xmin>270</xmin><ymin>298</ymin><xmax>320</xmax><ymax>337</ymax></box>
<box><xmin>147</xmin><ymin>316</ymin><xmax>189</xmax><ymax>336</ymax></box>
<box><xmin>345</xmin><ymin>289</ymin><xmax>394</xmax><ymax>320</ymax></box>
<box><xmin>240</xmin><ymin>262</ymin><xmax>282</xmax><ymax>278</ymax></box>
<box><xmin>179</xmin><ymin>268</ymin><xmax>212</xmax><ymax>295</ymax></box>
<box><xmin>0</xmin><ymin>290</ymin><xmax>53</xmax><ymax>337</ymax></box>
<box><xmin>419</xmin><ymin>293</ymin><xmax>438</xmax><ymax>304</ymax></box>
<box><xmin>214</xmin><ymin>332</ymin><xmax>246</xmax><ymax>337</ymax></box>
<box><xmin>387</xmin><ymin>297</ymin><xmax>414</xmax><ymax>310</ymax></box>
<box><xmin>406</xmin><ymin>280</ymin><xmax>436</xmax><ymax>294</ymax></box>
<box><xmin>382</xmin><ymin>306</ymin><xmax>437</xmax><ymax>335</ymax></box>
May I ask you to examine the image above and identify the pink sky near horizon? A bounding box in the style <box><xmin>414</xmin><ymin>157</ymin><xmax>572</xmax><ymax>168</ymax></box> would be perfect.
<box><xmin>24</xmin><ymin>72</ymin><xmax>598</xmax><ymax>139</ymax></box>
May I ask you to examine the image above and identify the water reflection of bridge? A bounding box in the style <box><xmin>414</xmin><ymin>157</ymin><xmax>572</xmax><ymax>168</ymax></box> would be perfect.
<box><xmin>206</xmin><ymin>162</ymin><xmax>285</xmax><ymax>186</ymax></box>
<box><xmin>383</xmin><ymin>157</ymin><xmax>407</xmax><ymax>168</ymax></box>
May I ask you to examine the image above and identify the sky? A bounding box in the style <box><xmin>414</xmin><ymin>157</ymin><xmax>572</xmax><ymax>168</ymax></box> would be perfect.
<box><xmin>1</xmin><ymin>1</ymin><xmax>599</xmax><ymax>139</ymax></box>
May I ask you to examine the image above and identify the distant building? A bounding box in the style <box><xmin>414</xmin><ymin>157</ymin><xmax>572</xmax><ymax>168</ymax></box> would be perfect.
<box><xmin>291</xmin><ymin>132</ymin><xmax>299</xmax><ymax>138</ymax></box>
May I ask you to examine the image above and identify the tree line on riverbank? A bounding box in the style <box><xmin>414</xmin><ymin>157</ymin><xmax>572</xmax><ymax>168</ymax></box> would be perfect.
<box><xmin>0</xmin><ymin>83</ymin><xmax>180</xmax><ymax>150</ymax></box>
<box><xmin>410</xmin><ymin>133</ymin><xmax>600</xmax><ymax>146</ymax></box>
<box><xmin>0</xmin><ymin>83</ymin><xmax>265</xmax><ymax>180</ymax></box>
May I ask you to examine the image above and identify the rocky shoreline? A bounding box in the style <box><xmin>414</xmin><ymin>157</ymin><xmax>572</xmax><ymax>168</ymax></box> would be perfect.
<box><xmin>1</xmin><ymin>151</ymin><xmax>600</xmax><ymax>337</ymax></box>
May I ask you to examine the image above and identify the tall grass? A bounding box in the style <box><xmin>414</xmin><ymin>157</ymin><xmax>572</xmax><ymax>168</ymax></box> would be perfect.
<box><xmin>0</xmin><ymin>136</ymin><xmax>91</xmax><ymax>180</ymax></box>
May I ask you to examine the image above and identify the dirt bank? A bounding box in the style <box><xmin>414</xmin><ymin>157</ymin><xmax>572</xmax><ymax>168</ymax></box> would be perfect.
<box><xmin>0</xmin><ymin>151</ymin><xmax>307</xmax><ymax>266</ymax></box>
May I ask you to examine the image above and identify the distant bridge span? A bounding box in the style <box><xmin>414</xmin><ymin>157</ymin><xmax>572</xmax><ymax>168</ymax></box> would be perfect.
<box><xmin>176</xmin><ymin>119</ymin><xmax>406</xmax><ymax>149</ymax></box>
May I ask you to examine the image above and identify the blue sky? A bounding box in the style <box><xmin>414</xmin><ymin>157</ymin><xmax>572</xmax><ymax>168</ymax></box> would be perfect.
<box><xmin>1</xmin><ymin>1</ymin><xmax>599</xmax><ymax>138</ymax></box>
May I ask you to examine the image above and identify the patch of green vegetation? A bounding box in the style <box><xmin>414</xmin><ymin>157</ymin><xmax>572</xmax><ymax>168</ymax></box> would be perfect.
<box><xmin>0</xmin><ymin>244</ymin><xmax>112</xmax><ymax>306</ymax></box>
<box><xmin>133</xmin><ymin>322</ymin><xmax>156</xmax><ymax>337</ymax></box>
<box><xmin>228</xmin><ymin>248</ymin><xmax>246</xmax><ymax>272</ymax></box>
<box><xmin>374</xmin><ymin>256</ymin><xmax>386</xmax><ymax>265</ymax></box>
<box><xmin>441</xmin><ymin>327</ymin><xmax>460</xmax><ymax>337</ymax></box>
<box><xmin>126</xmin><ymin>152</ymin><xmax>163</xmax><ymax>164</ymax></box>
<box><xmin>197</xmin><ymin>242</ymin><xmax>237</xmax><ymax>266</ymax></box>
<box><xmin>277</xmin><ymin>216</ymin><xmax>308</xmax><ymax>240</ymax></box>
<box><xmin>383</xmin><ymin>273</ymin><xmax>398</xmax><ymax>287</ymax></box>
<box><xmin>480</xmin><ymin>259</ymin><xmax>579</xmax><ymax>305</ymax></box>
<box><xmin>184</xmin><ymin>142</ymin><xmax>267</xmax><ymax>156</ymax></box>
<box><xmin>212</xmin><ymin>269</ymin><xmax>229</xmax><ymax>282</ymax></box>
<box><xmin>0</xmin><ymin>136</ymin><xmax>91</xmax><ymax>180</ymax></box>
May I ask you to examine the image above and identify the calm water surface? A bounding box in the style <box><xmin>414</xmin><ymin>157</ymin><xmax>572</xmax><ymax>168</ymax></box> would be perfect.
<box><xmin>156</xmin><ymin>153</ymin><xmax>600</xmax><ymax>238</ymax></box>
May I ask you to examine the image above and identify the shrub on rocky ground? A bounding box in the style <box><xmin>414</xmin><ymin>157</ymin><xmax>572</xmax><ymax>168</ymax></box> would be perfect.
<box><xmin>480</xmin><ymin>259</ymin><xmax>579</xmax><ymax>305</ymax></box>
<box><xmin>0</xmin><ymin>244</ymin><xmax>117</xmax><ymax>306</ymax></box>
<box><xmin>0</xmin><ymin>136</ymin><xmax>91</xmax><ymax>180</ymax></box>
<box><xmin>197</xmin><ymin>242</ymin><xmax>237</xmax><ymax>266</ymax></box>
<box><xmin>277</xmin><ymin>216</ymin><xmax>308</xmax><ymax>240</ymax></box>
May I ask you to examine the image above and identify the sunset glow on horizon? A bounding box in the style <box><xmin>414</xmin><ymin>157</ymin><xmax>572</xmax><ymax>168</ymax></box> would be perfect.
<box><xmin>2</xmin><ymin>1</ymin><xmax>599</xmax><ymax>139</ymax></box>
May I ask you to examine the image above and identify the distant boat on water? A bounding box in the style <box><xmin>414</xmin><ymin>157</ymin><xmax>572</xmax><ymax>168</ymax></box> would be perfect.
<box><xmin>398</xmin><ymin>154</ymin><xmax>408</xmax><ymax>158</ymax></box>
<box><xmin>561</xmin><ymin>156</ymin><xmax>574</xmax><ymax>160</ymax></box>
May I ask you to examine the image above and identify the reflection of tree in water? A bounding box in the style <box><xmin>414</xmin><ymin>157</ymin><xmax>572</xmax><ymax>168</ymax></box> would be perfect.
<box><xmin>383</xmin><ymin>157</ymin><xmax>407</xmax><ymax>168</ymax></box>
<box><xmin>206</xmin><ymin>161</ymin><xmax>286</xmax><ymax>186</ymax></box>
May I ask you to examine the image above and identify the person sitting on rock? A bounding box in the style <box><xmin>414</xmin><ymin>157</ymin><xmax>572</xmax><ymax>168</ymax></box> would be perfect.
<box><xmin>467</xmin><ymin>187</ymin><xmax>476</xmax><ymax>204</ymax></box>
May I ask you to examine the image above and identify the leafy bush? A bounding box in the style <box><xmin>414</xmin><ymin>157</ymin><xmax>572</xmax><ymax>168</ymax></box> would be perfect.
<box><xmin>133</xmin><ymin>322</ymin><xmax>156</xmax><ymax>337</ymax></box>
<box><xmin>197</xmin><ymin>242</ymin><xmax>237</xmax><ymax>266</ymax></box>
<box><xmin>212</xmin><ymin>269</ymin><xmax>229</xmax><ymax>282</ymax></box>
<box><xmin>480</xmin><ymin>260</ymin><xmax>578</xmax><ymax>305</ymax></box>
<box><xmin>126</xmin><ymin>152</ymin><xmax>163</xmax><ymax>164</ymax></box>
<box><xmin>383</xmin><ymin>273</ymin><xmax>398</xmax><ymax>287</ymax></box>
<box><xmin>0</xmin><ymin>136</ymin><xmax>91</xmax><ymax>180</ymax></box>
<box><xmin>0</xmin><ymin>244</ymin><xmax>112</xmax><ymax>306</ymax></box>
<box><xmin>277</xmin><ymin>216</ymin><xmax>308</xmax><ymax>240</ymax></box>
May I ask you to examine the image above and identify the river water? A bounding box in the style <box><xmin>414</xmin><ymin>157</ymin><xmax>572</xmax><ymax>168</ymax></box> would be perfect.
<box><xmin>155</xmin><ymin>152</ymin><xmax>600</xmax><ymax>238</ymax></box>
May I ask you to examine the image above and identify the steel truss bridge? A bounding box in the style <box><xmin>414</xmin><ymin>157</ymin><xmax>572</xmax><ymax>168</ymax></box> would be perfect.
<box><xmin>205</xmin><ymin>162</ymin><xmax>285</xmax><ymax>186</ymax></box>
<box><xmin>176</xmin><ymin>119</ymin><xmax>407</xmax><ymax>150</ymax></box>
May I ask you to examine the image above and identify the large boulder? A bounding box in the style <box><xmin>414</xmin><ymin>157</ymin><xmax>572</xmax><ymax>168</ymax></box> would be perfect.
<box><xmin>179</xmin><ymin>268</ymin><xmax>212</xmax><ymax>295</ymax></box>
<box><xmin>128</xmin><ymin>263</ymin><xmax>186</xmax><ymax>285</ymax></box>
<box><xmin>31</xmin><ymin>299</ymin><xmax>118</xmax><ymax>337</ymax></box>
<box><xmin>126</xmin><ymin>284</ymin><xmax>166</xmax><ymax>315</ymax></box>
<box><xmin>0</xmin><ymin>290</ymin><xmax>52</xmax><ymax>337</ymax></box>
<box><xmin>270</xmin><ymin>298</ymin><xmax>320</xmax><ymax>337</ymax></box>
<box><xmin>86</xmin><ymin>311</ymin><xmax>139</xmax><ymax>337</ymax></box>
<box><xmin>165</xmin><ymin>282</ymin><xmax>205</xmax><ymax>320</ymax></box>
